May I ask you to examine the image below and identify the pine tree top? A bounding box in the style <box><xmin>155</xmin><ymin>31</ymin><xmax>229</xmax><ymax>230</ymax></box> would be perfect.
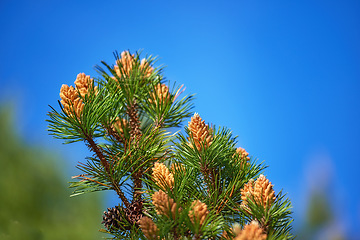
<box><xmin>47</xmin><ymin>50</ymin><xmax>294</xmax><ymax>240</ymax></box>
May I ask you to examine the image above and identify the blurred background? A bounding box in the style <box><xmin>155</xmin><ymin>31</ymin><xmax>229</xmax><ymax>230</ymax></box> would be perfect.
<box><xmin>0</xmin><ymin>0</ymin><xmax>359</xmax><ymax>239</ymax></box>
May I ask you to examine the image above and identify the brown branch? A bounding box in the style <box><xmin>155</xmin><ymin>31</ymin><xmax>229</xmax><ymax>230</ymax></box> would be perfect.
<box><xmin>85</xmin><ymin>134</ymin><xmax>130</xmax><ymax>208</ymax></box>
<box><xmin>126</xmin><ymin>101</ymin><xmax>143</xmax><ymax>202</ymax></box>
<box><xmin>86</xmin><ymin>135</ymin><xmax>110</xmax><ymax>172</ymax></box>
<box><xmin>127</xmin><ymin>101</ymin><xmax>142</xmax><ymax>142</ymax></box>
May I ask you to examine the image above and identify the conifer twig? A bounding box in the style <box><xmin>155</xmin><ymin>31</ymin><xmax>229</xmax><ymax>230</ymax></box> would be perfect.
<box><xmin>85</xmin><ymin>133</ymin><xmax>130</xmax><ymax>208</ymax></box>
<box><xmin>127</xmin><ymin>101</ymin><xmax>143</xmax><ymax>201</ymax></box>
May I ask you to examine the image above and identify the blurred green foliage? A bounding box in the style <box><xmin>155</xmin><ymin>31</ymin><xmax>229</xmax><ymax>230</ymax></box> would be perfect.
<box><xmin>0</xmin><ymin>105</ymin><xmax>103</xmax><ymax>240</ymax></box>
<box><xmin>306</xmin><ymin>191</ymin><xmax>333</xmax><ymax>231</ymax></box>
<box><xmin>296</xmin><ymin>181</ymin><xmax>346</xmax><ymax>240</ymax></box>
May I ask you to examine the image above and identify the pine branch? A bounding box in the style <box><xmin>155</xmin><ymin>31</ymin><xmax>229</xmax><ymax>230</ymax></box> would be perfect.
<box><xmin>85</xmin><ymin>134</ymin><xmax>109</xmax><ymax>171</ymax></box>
<box><xmin>85</xmin><ymin>133</ymin><xmax>131</xmax><ymax>208</ymax></box>
<box><xmin>126</xmin><ymin>101</ymin><xmax>144</xmax><ymax>201</ymax></box>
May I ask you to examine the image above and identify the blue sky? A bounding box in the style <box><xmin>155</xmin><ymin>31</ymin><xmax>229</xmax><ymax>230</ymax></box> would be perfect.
<box><xmin>1</xmin><ymin>0</ymin><xmax>359</xmax><ymax>238</ymax></box>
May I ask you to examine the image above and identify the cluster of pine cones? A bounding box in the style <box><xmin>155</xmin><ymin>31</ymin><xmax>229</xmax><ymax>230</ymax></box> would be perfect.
<box><xmin>102</xmin><ymin>199</ymin><xmax>144</xmax><ymax>231</ymax></box>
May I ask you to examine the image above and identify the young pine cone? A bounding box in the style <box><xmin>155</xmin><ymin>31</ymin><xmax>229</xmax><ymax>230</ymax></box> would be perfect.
<box><xmin>138</xmin><ymin>216</ymin><xmax>159</xmax><ymax>240</ymax></box>
<box><xmin>188</xmin><ymin>113</ymin><xmax>212</xmax><ymax>151</ymax></box>
<box><xmin>188</xmin><ymin>200</ymin><xmax>209</xmax><ymax>227</ymax></box>
<box><xmin>253</xmin><ymin>175</ymin><xmax>276</xmax><ymax>208</ymax></box>
<box><xmin>74</xmin><ymin>72</ymin><xmax>97</xmax><ymax>98</ymax></box>
<box><xmin>114</xmin><ymin>51</ymin><xmax>154</xmax><ymax>79</ymax></box>
<box><xmin>59</xmin><ymin>84</ymin><xmax>83</xmax><ymax>118</ymax></box>
<box><xmin>234</xmin><ymin>221</ymin><xmax>267</xmax><ymax>240</ymax></box>
<box><xmin>240</xmin><ymin>175</ymin><xmax>276</xmax><ymax>210</ymax></box>
<box><xmin>149</xmin><ymin>83</ymin><xmax>171</xmax><ymax>106</ymax></box>
<box><xmin>236</xmin><ymin>147</ymin><xmax>250</xmax><ymax>162</ymax></box>
<box><xmin>114</xmin><ymin>51</ymin><xmax>135</xmax><ymax>77</ymax></box>
<box><xmin>152</xmin><ymin>190</ymin><xmax>179</xmax><ymax>219</ymax></box>
<box><xmin>152</xmin><ymin>162</ymin><xmax>174</xmax><ymax>189</ymax></box>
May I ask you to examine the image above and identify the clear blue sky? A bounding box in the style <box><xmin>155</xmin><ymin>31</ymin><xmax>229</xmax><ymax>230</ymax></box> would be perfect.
<box><xmin>1</xmin><ymin>0</ymin><xmax>359</xmax><ymax>238</ymax></box>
